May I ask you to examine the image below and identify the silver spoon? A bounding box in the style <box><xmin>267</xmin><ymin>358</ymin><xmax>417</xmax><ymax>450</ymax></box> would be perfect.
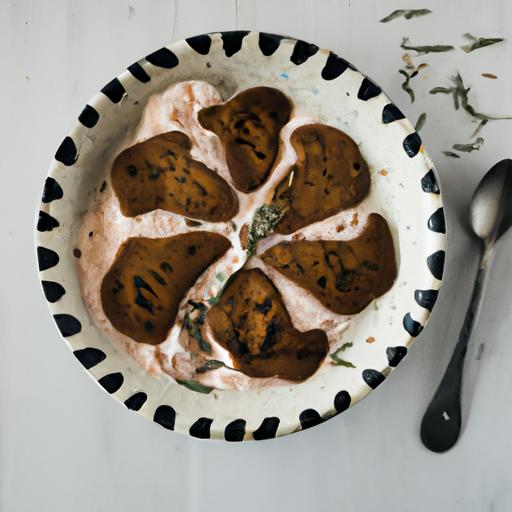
<box><xmin>420</xmin><ymin>159</ymin><xmax>512</xmax><ymax>453</ymax></box>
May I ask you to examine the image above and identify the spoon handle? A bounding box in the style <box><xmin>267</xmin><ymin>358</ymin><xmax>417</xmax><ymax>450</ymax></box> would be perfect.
<box><xmin>420</xmin><ymin>260</ymin><xmax>488</xmax><ymax>453</ymax></box>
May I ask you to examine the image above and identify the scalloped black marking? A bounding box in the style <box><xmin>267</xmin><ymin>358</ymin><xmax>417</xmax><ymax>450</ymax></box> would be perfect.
<box><xmin>403</xmin><ymin>313</ymin><xmax>423</xmax><ymax>337</ymax></box>
<box><xmin>37</xmin><ymin>246</ymin><xmax>59</xmax><ymax>271</ymax></box>
<box><xmin>124</xmin><ymin>392</ymin><xmax>147</xmax><ymax>411</ymax></box>
<box><xmin>362</xmin><ymin>369</ymin><xmax>385</xmax><ymax>389</ymax></box>
<box><xmin>221</xmin><ymin>31</ymin><xmax>249</xmax><ymax>57</ymax></box>
<box><xmin>421</xmin><ymin>169</ymin><xmax>440</xmax><ymax>194</ymax></box>
<box><xmin>258</xmin><ymin>33</ymin><xmax>283</xmax><ymax>56</ymax></box>
<box><xmin>189</xmin><ymin>417</ymin><xmax>213</xmax><ymax>439</ymax></box>
<box><xmin>41</xmin><ymin>280</ymin><xmax>65</xmax><ymax>302</ymax></box>
<box><xmin>98</xmin><ymin>372</ymin><xmax>124</xmax><ymax>394</ymax></box>
<box><xmin>253</xmin><ymin>417</ymin><xmax>280</xmax><ymax>440</ymax></box>
<box><xmin>78</xmin><ymin>104</ymin><xmax>99</xmax><ymax>128</ymax></box>
<box><xmin>427</xmin><ymin>250</ymin><xmax>445</xmax><ymax>280</ymax></box>
<box><xmin>382</xmin><ymin>103</ymin><xmax>405</xmax><ymax>124</ymax></box>
<box><xmin>320</xmin><ymin>52</ymin><xmax>352</xmax><ymax>80</ymax></box>
<box><xmin>42</xmin><ymin>177</ymin><xmax>63</xmax><ymax>203</ymax></box>
<box><xmin>357</xmin><ymin>77</ymin><xmax>381</xmax><ymax>100</ymax></box>
<box><xmin>154</xmin><ymin>405</ymin><xmax>176</xmax><ymax>430</ymax></box>
<box><xmin>146</xmin><ymin>47</ymin><xmax>179</xmax><ymax>68</ymax></box>
<box><xmin>299</xmin><ymin>409</ymin><xmax>323</xmax><ymax>430</ymax></box>
<box><xmin>334</xmin><ymin>390</ymin><xmax>351</xmax><ymax>413</ymax></box>
<box><xmin>101</xmin><ymin>78</ymin><xmax>125</xmax><ymax>103</ymax></box>
<box><xmin>186</xmin><ymin>34</ymin><xmax>212</xmax><ymax>55</ymax></box>
<box><xmin>224</xmin><ymin>419</ymin><xmax>246</xmax><ymax>441</ymax></box>
<box><xmin>428</xmin><ymin>208</ymin><xmax>446</xmax><ymax>233</ymax></box>
<box><xmin>290</xmin><ymin>40</ymin><xmax>319</xmax><ymax>65</ymax></box>
<box><xmin>37</xmin><ymin>211</ymin><xmax>59</xmax><ymax>232</ymax></box>
<box><xmin>53</xmin><ymin>313</ymin><xmax>81</xmax><ymax>337</ymax></box>
<box><xmin>127</xmin><ymin>62</ymin><xmax>151</xmax><ymax>83</ymax></box>
<box><xmin>386</xmin><ymin>346</ymin><xmax>408</xmax><ymax>367</ymax></box>
<box><xmin>403</xmin><ymin>132</ymin><xmax>422</xmax><ymax>158</ymax></box>
<box><xmin>415</xmin><ymin>289</ymin><xmax>439</xmax><ymax>311</ymax></box>
<box><xmin>73</xmin><ymin>347</ymin><xmax>106</xmax><ymax>370</ymax></box>
<box><xmin>55</xmin><ymin>136</ymin><xmax>78</xmax><ymax>166</ymax></box>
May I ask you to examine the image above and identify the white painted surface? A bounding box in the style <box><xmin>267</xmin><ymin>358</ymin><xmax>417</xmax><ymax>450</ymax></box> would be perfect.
<box><xmin>1</xmin><ymin>0</ymin><xmax>512</xmax><ymax>510</ymax></box>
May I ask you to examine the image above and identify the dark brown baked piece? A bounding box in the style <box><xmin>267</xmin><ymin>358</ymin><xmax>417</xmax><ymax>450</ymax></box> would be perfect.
<box><xmin>111</xmin><ymin>131</ymin><xmax>238</xmax><ymax>222</ymax></box>
<box><xmin>262</xmin><ymin>214</ymin><xmax>397</xmax><ymax>315</ymax></box>
<box><xmin>101</xmin><ymin>232</ymin><xmax>231</xmax><ymax>345</ymax></box>
<box><xmin>198</xmin><ymin>87</ymin><xmax>292</xmax><ymax>192</ymax></box>
<box><xmin>207</xmin><ymin>268</ymin><xmax>328</xmax><ymax>380</ymax></box>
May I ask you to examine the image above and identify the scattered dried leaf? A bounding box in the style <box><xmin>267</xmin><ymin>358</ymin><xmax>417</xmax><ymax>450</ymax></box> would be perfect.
<box><xmin>380</xmin><ymin>9</ymin><xmax>432</xmax><ymax>23</ymax></box>
<box><xmin>401</xmin><ymin>37</ymin><xmax>454</xmax><ymax>55</ymax></box>
<box><xmin>481</xmin><ymin>72</ymin><xmax>498</xmax><ymax>79</ymax></box>
<box><xmin>415</xmin><ymin>112</ymin><xmax>427</xmax><ymax>131</ymax></box>
<box><xmin>461</xmin><ymin>33</ymin><xmax>504</xmax><ymax>53</ymax></box>
<box><xmin>452</xmin><ymin>137</ymin><xmax>484</xmax><ymax>153</ymax></box>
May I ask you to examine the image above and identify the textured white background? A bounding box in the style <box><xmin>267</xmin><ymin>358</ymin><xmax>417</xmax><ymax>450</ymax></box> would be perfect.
<box><xmin>2</xmin><ymin>1</ymin><xmax>512</xmax><ymax>511</ymax></box>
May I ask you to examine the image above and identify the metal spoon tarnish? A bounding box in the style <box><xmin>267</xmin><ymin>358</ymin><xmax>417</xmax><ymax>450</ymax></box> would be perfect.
<box><xmin>421</xmin><ymin>159</ymin><xmax>512</xmax><ymax>453</ymax></box>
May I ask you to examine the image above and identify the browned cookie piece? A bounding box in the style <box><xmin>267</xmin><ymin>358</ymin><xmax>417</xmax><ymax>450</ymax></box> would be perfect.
<box><xmin>111</xmin><ymin>131</ymin><xmax>238</xmax><ymax>221</ymax></box>
<box><xmin>262</xmin><ymin>214</ymin><xmax>397</xmax><ymax>315</ymax></box>
<box><xmin>207</xmin><ymin>268</ymin><xmax>328</xmax><ymax>380</ymax></box>
<box><xmin>101</xmin><ymin>232</ymin><xmax>231</xmax><ymax>345</ymax></box>
<box><xmin>198</xmin><ymin>87</ymin><xmax>292</xmax><ymax>192</ymax></box>
<box><xmin>273</xmin><ymin>124</ymin><xmax>370</xmax><ymax>234</ymax></box>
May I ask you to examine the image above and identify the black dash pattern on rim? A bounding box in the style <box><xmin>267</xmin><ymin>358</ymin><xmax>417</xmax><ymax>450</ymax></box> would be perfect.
<box><xmin>37</xmin><ymin>246</ymin><xmax>59</xmax><ymax>271</ymax></box>
<box><xmin>154</xmin><ymin>405</ymin><xmax>176</xmax><ymax>430</ymax></box>
<box><xmin>55</xmin><ymin>136</ymin><xmax>78</xmax><ymax>166</ymax></box>
<box><xmin>386</xmin><ymin>346</ymin><xmax>408</xmax><ymax>367</ymax></box>
<box><xmin>101</xmin><ymin>78</ymin><xmax>126</xmax><ymax>103</ymax></box>
<box><xmin>299</xmin><ymin>409</ymin><xmax>323</xmax><ymax>430</ymax></box>
<box><xmin>53</xmin><ymin>313</ymin><xmax>81</xmax><ymax>337</ymax></box>
<box><xmin>290</xmin><ymin>40</ymin><xmax>319</xmax><ymax>65</ymax></box>
<box><xmin>428</xmin><ymin>208</ymin><xmax>446</xmax><ymax>233</ymax></box>
<box><xmin>98</xmin><ymin>372</ymin><xmax>124</xmax><ymax>394</ymax></box>
<box><xmin>427</xmin><ymin>250</ymin><xmax>445</xmax><ymax>280</ymax></box>
<box><xmin>124</xmin><ymin>392</ymin><xmax>147</xmax><ymax>411</ymax></box>
<box><xmin>334</xmin><ymin>390</ymin><xmax>351</xmax><ymax>413</ymax></box>
<box><xmin>253</xmin><ymin>417</ymin><xmax>280</xmax><ymax>440</ymax></box>
<box><xmin>186</xmin><ymin>34</ymin><xmax>212</xmax><ymax>55</ymax></box>
<box><xmin>321</xmin><ymin>52</ymin><xmax>353</xmax><ymax>80</ymax></box>
<box><xmin>37</xmin><ymin>211</ymin><xmax>59</xmax><ymax>232</ymax></box>
<box><xmin>78</xmin><ymin>104</ymin><xmax>99</xmax><ymax>128</ymax></box>
<box><xmin>146</xmin><ymin>47</ymin><xmax>179</xmax><ymax>69</ymax></box>
<box><xmin>421</xmin><ymin>169</ymin><xmax>440</xmax><ymax>194</ymax></box>
<box><xmin>258</xmin><ymin>33</ymin><xmax>283</xmax><ymax>56</ymax></box>
<box><xmin>41</xmin><ymin>280</ymin><xmax>65</xmax><ymax>303</ymax></box>
<box><xmin>221</xmin><ymin>31</ymin><xmax>249</xmax><ymax>57</ymax></box>
<box><xmin>414</xmin><ymin>289</ymin><xmax>439</xmax><ymax>312</ymax></box>
<box><xmin>357</xmin><ymin>77</ymin><xmax>382</xmax><ymax>101</ymax></box>
<box><xmin>127</xmin><ymin>62</ymin><xmax>151</xmax><ymax>83</ymax></box>
<box><xmin>403</xmin><ymin>312</ymin><xmax>423</xmax><ymax>337</ymax></box>
<box><xmin>42</xmin><ymin>177</ymin><xmax>63</xmax><ymax>203</ymax></box>
<box><xmin>73</xmin><ymin>347</ymin><xmax>106</xmax><ymax>370</ymax></box>
<box><xmin>362</xmin><ymin>369</ymin><xmax>385</xmax><ymax>389</ymax></box>
<box><xmin>189</xmin><ymin>417</ymin><xmax>213</xmax><ymax>439</ymax></box>
<box><xmin>403</xmin><ymin>132</ymin><xmax>422</xmax><ymax>158</ymax></box>
<box><xmin>224</xmin><ymin>419</ymin><xmax>246</xmax><ymax>441</ymax></box>
<box><xmin>382</xmin><ymin>103</ymin><xmax>405</xmax><ymax>124</ymax></box>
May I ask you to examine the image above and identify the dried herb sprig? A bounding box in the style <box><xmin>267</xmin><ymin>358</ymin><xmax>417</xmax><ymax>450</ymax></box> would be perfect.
<box><xmin>452</xmin><ymin>137</ymin><xmax>484</xmax><ymax>153</ymax></box>
<box><xmin>246</xmin><ymin>203</ymin><xmax>285</xmax><ymax>257</ymax></box>
<box><xmin>442</xmin><ymin>151</ymin><xmax>460</xmax><ymax>159</ymax></box>
<box><xmin>401</xmin><ymin>37</ymin><xmax>454</xmax><ymax>55</ymax></box>
<box><xmin>176</xmin><ymin>379</ymin><xmax>213</xmax><ymax>394</ymax></box>
<box><xmin>415</xmin><ymin>112</ymin><xmax>427</xmax><ymax>131</ymax></box>
<box><xmin>330</xmin><ymin>342</ymin><xmax>355</xmax><ymax>368</ymax></box>
<box><xmin>380</xmin><ymin>8</ymin><xmax>432</xmax><ymax>23</ymax></box>
<box><xmin>196</xmin><ymin>359</ymin><xmax>239</xmax><ymax>374</ymax></box>
<box><xmin>461</xmin><ymin>33</ymin><xmax>504</xmax><ymax>53</ymax></box>
<box><xmin>183</xmin><ymin>300</ymin><xmax>212</xmax><ymax>353</ymax></box>
<box><xmin>398</xmin><ymin>63</ymin><xmax>428</xmax><ymax>103</ymax></box>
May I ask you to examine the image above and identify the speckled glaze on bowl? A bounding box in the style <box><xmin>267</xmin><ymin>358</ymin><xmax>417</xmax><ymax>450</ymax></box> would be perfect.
<box><xmin>35</xmin><ymin>31</ymin><xmax>446</xmax><ymax>441</ymax></box>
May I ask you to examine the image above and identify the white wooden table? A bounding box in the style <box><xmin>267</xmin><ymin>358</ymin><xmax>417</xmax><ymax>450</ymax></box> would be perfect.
<box><xmin>2</xmin><ymin>1</ymin><xmax>512</xmax><ymax>510</ymax></box>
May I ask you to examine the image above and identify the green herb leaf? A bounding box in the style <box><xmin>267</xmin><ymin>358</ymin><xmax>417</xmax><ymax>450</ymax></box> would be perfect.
<box><xmin>196</xmin><ymin>359</ymin><xmax>227</xmax><ymax>373</ymax></box>
<box><xmin>183</xmin><ymin>301</ymin><xmax>212</xmax><ymax>353</ymax></box>
<box><xmin>330</xmin><ymin>342</ymin><xmax>355</xmax><ymax>367</ymax></box>
<box><xmin>400</xmin><ymin>37</ymin><xmax>454</xmax><ymax>55</ymax></box>
<box><xmin>429</xmin><ymin>86</ymin><xmax>454</xmax><ymax>95</ymax></box>
<box><xmin>380</xmin><ymin>9</ymin><xmax>432</xmax><ymax>23</ymax></box>
<box><xmin>415</xmin><ymin>112</ymin><xmax>427</xmax><ymax>132</ymax></box>
<box><xmin>461</xmin><ymin>33</ymin><xmax>504</xmax><ymax>53</ymax></box>
<box><xmin>452</xmin><ymin>137</ymin><xmax>484</xmax><ymax>153</ymax></box>
<box><xmin>246</xmin><ymin>203</ymin><xmax>286</xmax><ymax>257</ymax></box>
<box><xmin>176</xmin><ymin>379</ymin><xmax>213</xmax><ymax>394</ymax></box>
<box><xmin>470</xmin><ymin>119</ymin><xmax>488</xmax><ymax>137</ymax></box>
<box><xmin>399</xmin><ymin>69</ymin><xmax>415</xmax><ymax>103</ymax></box>
<box><xmin>230</xmin><ymin>221</ymin><xmax>238</xmax><ymax>231</ymax></box>
<box><xmin>215</xmin><ymin>271</ymin><xmax>227</xmax><ymax>282</ymax></box>
<box><xmin>442</xmin><ymin>151</ymin><xmax>460</xmax><ymax>159</ymax></box>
